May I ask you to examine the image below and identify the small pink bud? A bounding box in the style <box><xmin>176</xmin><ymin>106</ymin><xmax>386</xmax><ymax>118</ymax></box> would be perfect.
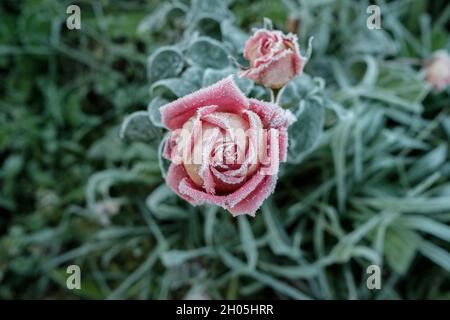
<box><xmin>240</xmin><ymin>29</ymin><xmax>306</xmax><ymax>89</ymax></box>
<box><xmin>425</xmin><ymin>50</ymin><xmax>450</xmax><ymax>91</ymax></box>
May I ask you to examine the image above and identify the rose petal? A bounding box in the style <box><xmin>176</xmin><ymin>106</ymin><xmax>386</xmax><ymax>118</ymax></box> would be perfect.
<box><xmin>243</xmin><ymin>29</ymin><xmax>272</xmax><ymax>62</ymax></box>
<box><xmin>279</xmin><ymin>129</ymin><xmax>289</xmax><ymax>162</ymax></box>
<box><xmin>166</xmin><ymin>164</ymin><xmax>202</xmax><ymax>205</ymax></box>
<box><xmin>241</xmin><ymin>29</ymin><xmax>306</xmax><ymax>88</ymax></box>
<box><xmin>258</xmin><ymin>128</ymin><xmax>280</xmax><ymax>176</ymax></box>
<box><xmin>228</xmin><ymin>175</ymin><xmax>277</xmax><ymax>216</ymax></box>
<box><xmin>178</xmin><ymin>171</ymin><xmax>267</xmax><ymax>209</ymax></box>
<box><xmin>211</xmin><ymin>166</ymin><xmax>246</xmax><ymax>184</ymax></box>
<box><xmin>202</xmin><ymin>167</ymin><xmax>216</xmax><ymax>195</ymax></box>
<box><xmin>178</xmin><ymin>177</ymin><xmax>225</xmax><ymax>207</ymax></box>
<box><xmin>248</xmin><ymin>98</ymin><xmax>296</xmax><ymax>129</ymax></box>
<box><xmin>253</xmin><ymin>32</ymin><xmax>286</xmax><ymax>68</ymax></box>
<box><xmin>163</xmin><ymin>132</ymin><xmax>178</xmax><ymax>161</ymax></box>
<box><xmin>241</xmin><ymin>50</ymin><xmax>305</xmax><ymax>89</ymax></box>
<box><xmin>285</xmin><ymin>33</ymin><xmax>305</xmax><ymax>75</ymax></box>
<box><xmin>243</xmin><ymin>110</ymin><xmax>265</xmax><ymax>167</ymax></box>
<box><xmin>259</xmin><ymin>52</ymin><xmax>299</xmax><ymax>88</ymax></box>
<box><xmin>160</xmin><ymin>76</ymin><xmax>249</xmax><ymax>130</ymax></box>
<box><xmin>199</xmin><ymin>128</ymin><xmax>221</xmax><ymax>194</ymax></box>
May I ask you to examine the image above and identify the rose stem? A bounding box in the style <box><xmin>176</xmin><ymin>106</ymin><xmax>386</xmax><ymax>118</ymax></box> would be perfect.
<box><xmin>275</xmin><ymin>86</ymin><xmax>286</xmax><ymax>106</ymax></box>
<box><xmin>270</xmin><ymin>88</ymin><xmax>276</xmax><ymax>103</ymax></box>
<box><xmin>270</xmin><ymin>86</ymin><xmax>286</xmax><ymax>105</ymax></box>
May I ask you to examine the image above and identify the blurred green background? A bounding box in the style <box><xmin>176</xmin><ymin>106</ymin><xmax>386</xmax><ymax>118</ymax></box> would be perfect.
<box><xmin>1</xmin><ymin>0</ymin><xmax>449</xmax><ymax>299</ymax></box>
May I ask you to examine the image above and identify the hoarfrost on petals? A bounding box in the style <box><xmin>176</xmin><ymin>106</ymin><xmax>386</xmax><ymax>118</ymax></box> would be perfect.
<box><xmin>240</xmin><ymin>28</ymin><xmax>306</xmax><ymax>88</ymax></box>
<box><xmin>228</xmin><ymin>175</ymin><xmax>277</xmax><ymax>216</ymax></box>
<box><xmin>161</xmin><ymin>76</ymin><xmax>295</xmax><ymax>216</ymax></box>
<box><xmin>248</xmin><ymin>98</ymin><xmax>296</xmax><ymax>129</ymax></box>
<box><xmin>160</xmin><ymin>76</ymin><xmax>249</xmax><ymax>130</ymax></box>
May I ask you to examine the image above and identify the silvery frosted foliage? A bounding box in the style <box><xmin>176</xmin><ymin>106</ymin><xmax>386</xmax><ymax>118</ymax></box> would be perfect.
<box><xmin>85</xmin><ymin>0</ymin><xmax>450</xmax><ymax>299</ymax></box>
<box><xmin>120</xmin><ymin>111</ymin><xmax>160</xmax><ymax>143</ymax></box>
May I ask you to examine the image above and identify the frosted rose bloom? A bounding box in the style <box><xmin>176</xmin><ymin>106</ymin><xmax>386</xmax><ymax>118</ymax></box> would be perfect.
<box><xmin>240</xmin><ymin>29</ymin><xmax>306</xmax><ymax>89</ymax></box>
<box><xmin>426</xmin><ymin>50</ymin><xmax>450</xmax><ymax>91</ymax></box>
<box><xmin>160</xmin><ymin>76</ymin><xmax>295</xmax><ymax>216</ymax></box>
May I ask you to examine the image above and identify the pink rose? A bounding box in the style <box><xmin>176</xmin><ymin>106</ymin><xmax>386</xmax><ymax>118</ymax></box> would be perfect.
<box><xmin>426</xmin><ymin>50</ymin><xmax>450</xmax><ymax>91</ymax></box>
<box><xmin>240</xmin><ymin>29</ymin><xmax>306</xmax><ymax>89</ymax></box>
<box><xmin>160</xmin><ymin>76</ymin><xmax>295</xmax><ymax>216</ymax></box>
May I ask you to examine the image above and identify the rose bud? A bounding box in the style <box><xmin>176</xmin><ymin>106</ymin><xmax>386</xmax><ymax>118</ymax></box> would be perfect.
<box><xmin>240</xmin><ymin>29</ymin><xmax>307</xmax><ymax>89</ymax></box>
<box><xmin>160</xmin><ymin>76</ymin><xmax>295</xmax><ymax>216</ymax></box>
<box><xmin>425</xmin><ymin>50</ymin><xmax>450</xmax><ymax>91</ymax></box>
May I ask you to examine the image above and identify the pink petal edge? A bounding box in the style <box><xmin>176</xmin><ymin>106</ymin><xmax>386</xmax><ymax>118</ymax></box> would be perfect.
<box><xmin>160</xmin><ymin>76</ymin><xmax>249</xmax><ymax>130</ymax></box>
<box><xmin>248</xmin><ymin>98</ymin><xmax>296</xmax><ymax>129</ymax></box>
<box><xmin>165</xmin><ymin>163</ymin><xmax>201</xmax><ymax>205</ymax></box>
<box><xmin>228</xmin><ymin>174</ymin><xmax>277</xmax><ymax>216</ymax></box>
<box><xmin>173</xmin><ymin>168</ymin><xmax>277</xmax><ymax>216</ymax></box>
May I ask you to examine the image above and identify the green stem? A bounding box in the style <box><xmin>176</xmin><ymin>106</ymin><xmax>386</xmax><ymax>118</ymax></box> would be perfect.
<box><xmin>270</xmin><ymin>86</ymin><xmax>286</xmax><ymax>105</ymax></box>
<box><xmin>275</xmin><ymin>86</ymin><xmax>286</xmax><ymax>106</ymax></box>
<box><xmin>270</xmin><ymin>88</ymin><xmax>276</xmax><ymax>103</ymax></box>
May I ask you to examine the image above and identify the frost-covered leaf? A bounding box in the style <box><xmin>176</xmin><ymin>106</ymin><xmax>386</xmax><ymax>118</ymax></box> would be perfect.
<box><xmin>279</xmin><ymin>74</ymin><xmax>324</xmax><ymax>109</ymax></box>
<box><xmin>189</xmin><ymin>15</ymin><xmax>222</xmax><ymax>39</ymax></box>
<box><xmin>384</xmin><ymin>228</ymin><xmax>418</xmax><ymax>274</ymax></box>
<box><xmin>202</xmin><ymin>68</ymin><xmax>253</xmax><ymax>94</ymax></box>
<box><xmin>376</xmin><ymin>64</ymin><xmax>430</xmax><ymax>103</ymax></box>
<box><xmin>278</xmin><ymin>82</ymin><xmax>300</xmax><ymax>108</ymax></box>
<box><xmin>408</xmin><ymin>144</ymin><xmax>448</xmax><ymax>182</ymax></box>
<box><xmin>148</xmin><ymin>46</ymin><xmax>184</xmax><ymax>83</ymax></box>
<box><xmin>120</xmin><ymin>111</ymin><xmax>160</xmax><ymax>143</ymax></box>
<box><xmin>150</xmin><ymin>78</ymin><xmax>198</xmax><ymax>99</ymax></box>
<box><xmin>355</xmin><ymin>64</ymin><xmax>430</xmax><ymax>113</ymax></box>
<box><xmin>2</xmin><ymin>154</ymin><xmax>24</xmax><ymax>178</ymax></box>
<box><xmin>238</xmin><ymin>216</ymin><xmax>257</xmax><ymax>269</ymax></box>
<box><xmin>250</xmin><ymin>85</ymin><xmax>270</xmax><ymax>100</ymax></box>
<box><xmin>181</xmin><ymin>66</ymin><xmax>204</xmax><ymax>88</ymax></box>
<box><xmin>158</xmin><ymin>134</ymin><xmax>171</xmax><ymax>178</ymax></box>
<box><xmin>88</xmin><ymin>131</ymin><xmax>124</xmax><ymax>161</ymax></box>
<box><xmin>186</xmin><ymin>37</ymin><xmax>229</xmax><ymax>69</ymax></box>
<box><xmin>235</xmin><ymin>77</ymin><xmax>254</xmax><ymax>95</ymax></box>
<box><xmin>138</xmin><ymin>2</ymin><xmax>188</xmax><ymax>34</ymax></box>
<box><xmin>148</xmin><ymin>96</ymin><xmax>169</xmax><ymax>128</ymax></box>
<box><xmin>416</xmin><ymin>239</ymin><xmax>450</xmax><ymax>272</ymax></box>
<box><xmin>146</xmin><ymin>184</ymin><xmax>189</xmax><ymax>219</ymax></box>
<box><xmin>347</xmin><ymin>29</ymin><xmax>398</xmax><ymax>56</ymax></box>
<box><xmin>287</xmin><ymin>97</ymin><xmax>325</xmax><ymax>163</ymax></box>
<box><xmin>441</xmin><ymin>116</ymin><xmax>450</xmax><ymax>140</ymax></box>
<box><xmin>186</xmin><ymin>0</ymin><xmax>231</xmax><ymax>23</ymax></box>
<box><xmin>398</xmin><ymin>216</ymin><xmax>450</xmax><ymax>243</ymax></box>
<box><xmin>161</xmin><ymin>247</ymin><xmax>214</xmax><ymax>267</ymax></box>
<box><xmin>263</xmin><ymin>17</ymin><xmax>273</xmax><ymax>30</ymax></box>
<box><xmin>221</xmin><ymin>20</ymin><xmax>248</xmax><ymax>51</ymax></box>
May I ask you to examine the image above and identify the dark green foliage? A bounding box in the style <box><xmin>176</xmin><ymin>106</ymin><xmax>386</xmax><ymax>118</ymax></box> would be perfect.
<box><xmin>0</xmin><ymin>0</ymin><xmax>449</xmax><ymax>300</ymax></box>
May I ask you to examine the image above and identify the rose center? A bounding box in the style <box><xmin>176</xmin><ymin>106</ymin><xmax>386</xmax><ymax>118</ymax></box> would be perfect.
<box><xmin>179</xmin><ymin>111</ymin><xmax>252</xmax><ymax>190</ymax></box>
